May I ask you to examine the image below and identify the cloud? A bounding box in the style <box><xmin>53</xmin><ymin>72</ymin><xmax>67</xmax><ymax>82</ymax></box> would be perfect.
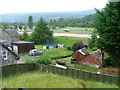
<box><xmin>0</xmin><ymin>0</ymin><xmax>108</xmax><ymax>14</ymax></box>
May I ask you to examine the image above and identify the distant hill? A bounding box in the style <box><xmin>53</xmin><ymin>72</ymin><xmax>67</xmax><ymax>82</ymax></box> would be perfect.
<box><xmin>0</xmin><ymin>9</ymin><xmax>102</xmax><ymax>23</ymax></box>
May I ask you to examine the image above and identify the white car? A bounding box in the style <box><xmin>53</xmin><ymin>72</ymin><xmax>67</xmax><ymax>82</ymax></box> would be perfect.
<box><xmin>29</xmin><ymin>49</ymin><xmax>43</xmax><ymax>56</ymax></box>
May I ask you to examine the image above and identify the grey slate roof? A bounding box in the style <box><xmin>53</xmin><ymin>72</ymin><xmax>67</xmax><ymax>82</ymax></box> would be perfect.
<box><xmin>3</xmin><ymin>29</ymin><xmax>19</xmax><ymax>37</ymax></box>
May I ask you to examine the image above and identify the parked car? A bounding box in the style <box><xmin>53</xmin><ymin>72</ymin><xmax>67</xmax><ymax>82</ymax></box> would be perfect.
<box><xmin>29</xmin><ymin>49</ymin><xmax>43</xmax><ymax>56</ymax></box>
<box><xmin>64</xmin><ymin>29</ymin><xmax>69</xmax><ymax>32</ymax></box>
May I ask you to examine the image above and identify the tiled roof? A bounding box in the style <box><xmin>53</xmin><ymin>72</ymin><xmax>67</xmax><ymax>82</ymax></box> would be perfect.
<box><xmin>3</xmin><ymin>29</ymin><xmax>19</xmax><ymax>37</ymax></box>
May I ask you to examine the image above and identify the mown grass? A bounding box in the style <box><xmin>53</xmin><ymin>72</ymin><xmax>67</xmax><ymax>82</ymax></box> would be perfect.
<box><xmin>2</xmin><ymin>70</ymin><xmax>118</xmax><ymax>88</ymax></box>
<box><xmin>55</xmin><ymin>32</ymin><xmax>92</xmax><ymax>35</ymax></box>
<box><xmin>54</xmin><ymin>36</ymin><xmax>89</xmax><ymax>47</ymax></box>
<box><xmin>61</xmin><ymin>27</ymin><xmax>95</xmax><ymax>31</ymax></box>
<box><xmin>74</xmin><ymin>64</ymin><xmax>99</xmax><ymax>72</ymax></box>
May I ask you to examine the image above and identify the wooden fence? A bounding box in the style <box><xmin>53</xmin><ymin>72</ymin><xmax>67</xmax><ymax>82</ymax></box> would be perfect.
<box><xmin>0</xmin><ymin>63</ymin><xmax>120</xmax><ymax>86</ymax></box>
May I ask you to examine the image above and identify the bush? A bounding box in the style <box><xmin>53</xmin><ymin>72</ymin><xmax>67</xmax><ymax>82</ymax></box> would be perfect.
<box><xmin>36</xmin><ymin>56</ymin><xmax>52</xmax><ymax>65</ymax></box>
<box><xmin>105</xmin><ymin>55</ymin><xmax>119</xmax><ymax>67</ymax></box>
<box><xmin>72</xmin><ymin>42</ymin><xmax>85</xmax><ymax>51</ymax></box>
<box><xmin>51</xmin><ymin>54</ymin><xmax>71</xmax><ymax>60</ymax></box>
<box><xmin>67</xmin><ymin>46</ymin><xmax>73</xmax><ymax>50</ymax></box>
<box><xmin>25</xmin><ymin>55</ymin><xmax>52</xmax><ymax>65</ymax></box>
<box><xmin>92</xmin><ymin>47</ymin><xmax>98</xmax><ymax>51</ymax></box>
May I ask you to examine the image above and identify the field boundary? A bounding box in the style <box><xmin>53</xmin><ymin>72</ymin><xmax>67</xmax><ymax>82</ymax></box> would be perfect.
<box><xmin>1</xmin><ymin>63</ymin><xmax>120</xmax><ymax>86</ymax></box>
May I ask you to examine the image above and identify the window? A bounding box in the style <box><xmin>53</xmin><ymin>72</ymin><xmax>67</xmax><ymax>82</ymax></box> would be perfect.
<box><xmin>2</xmin><ymin>50</ymin><xmax>8</xmax><ymax>61</ymax></box>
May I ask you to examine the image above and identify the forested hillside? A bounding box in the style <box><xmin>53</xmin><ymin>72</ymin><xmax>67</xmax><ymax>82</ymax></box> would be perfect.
<box><xmin>49</xmin><ymin>14</ymin><xmax>96</xmax><ymax>28</ymax></box>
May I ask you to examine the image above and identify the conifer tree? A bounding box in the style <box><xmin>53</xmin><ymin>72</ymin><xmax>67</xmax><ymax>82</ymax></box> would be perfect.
<box><xmin>95</xmin><ymin>2</ymin><xmax>120</xmax><ymax>66</ymax></box>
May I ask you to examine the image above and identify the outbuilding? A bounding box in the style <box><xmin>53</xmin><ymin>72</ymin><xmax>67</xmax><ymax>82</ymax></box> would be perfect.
<box><xmin>12</xmin><ymin>42</ymin><xmax>35</xmax><ymax>54</ymax></box>
<box><xmin>72</xmin><ymin>49</ymin><xmax>106</xmax><ymax>68</ymax></box>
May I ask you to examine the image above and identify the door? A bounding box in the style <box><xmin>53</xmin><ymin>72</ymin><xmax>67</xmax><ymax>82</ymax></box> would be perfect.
<box><xmin>13</xmin><ymin>45</ymin><xmax>18</xmax><ymax>54</ymax></box>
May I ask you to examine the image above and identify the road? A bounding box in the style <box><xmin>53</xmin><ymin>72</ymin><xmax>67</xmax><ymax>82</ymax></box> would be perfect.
<box><xmin>54</xmin><ymin>30</ymin><xmax>93</xmax><ymax>34</ymax></box>
<box><xmin>18</xmin><ymin>31</ymin><xmax>92</xmax><ymax>38</ymax></box>
<box><xmin>53</xmin><ymin>33</ymin><xmax>92</xmax><ymax>38</ymax></box>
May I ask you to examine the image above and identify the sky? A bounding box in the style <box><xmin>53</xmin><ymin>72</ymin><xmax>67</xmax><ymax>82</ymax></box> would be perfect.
<box><xmin>0</xmin><ymin>0</ymin><xmax>109</xmax><ymax>14</ymax></box>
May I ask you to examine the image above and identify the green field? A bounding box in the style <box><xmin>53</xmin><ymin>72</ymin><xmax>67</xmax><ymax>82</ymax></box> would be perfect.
<box><xmin>61</xmin><ymin>27</ymin><xmax>95</xmax><ymax>31</ymax></box>
<box><xmin>2</xmin><ymin>70</ymin><xmax>118</xmax><ymax>88</ymax></box>
<box><xmin>54</xmin><ymin>36</ymin><xmax>89</xmax><ymax>47</ymax></box>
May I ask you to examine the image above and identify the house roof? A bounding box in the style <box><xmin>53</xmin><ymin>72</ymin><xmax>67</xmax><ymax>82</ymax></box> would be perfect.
<box><xmin>89</xmin><ymin>49</ymin><xmax>102</xmax><ymax>64</ymax></box>
<box><xmin>12</xmin><ymin>42</ymin><xmax>34</xmax><ymax>44</ymax></box>
<box><xmin>78</xmin><ymin>49</ymin><xmax>86</xmax><ymax>55</ymax></box>
<box><xmin>78</xmin><ymin>54</ymin><xmax>101</xmax><ymax>66</ymax></box>
<box><xmin>75</xmin><ymin>49</ymin><xmax>103</xmax><ymax>66</ymax></box>
<box><xmin>0</xmin><ymin>42</ymin><xmax>20</xmax><ymax>60</ymax></box>
<box><xmin>3</xmin><ymin>29</ymin><xmax>19</xmax><ymax>37</ymax></box>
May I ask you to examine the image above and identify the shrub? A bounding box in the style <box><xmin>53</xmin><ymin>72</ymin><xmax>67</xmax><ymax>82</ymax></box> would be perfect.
<box><xmin>25</xmin><ymin>55</ymin><xmax>52</xmax><ymax>65</ymax></box>
<box><xmin>72</xmin><ymin>42</ymin><xmax>85</xmax><ymax>51</ymax></box>
<box><xmin>105</xmin><ymin>56</ymin><xmax>119</xmax><ymax>67</ymax></box>
<box><xmin>51</xmin><ymin>54</ymin><xmax>71</xmax><ymax>60</ymax></box>
<box><xmin>92</xmin><ymin>47</ymin><xmax>98</xmax><ymax>51</ymax></box>
<box><xmin>67</xmin><ymin>46</ymin><xmax>73</xmax><ymax>50</ymax></box>
<box><xmin>36</xmin><ymin>56</ymin><xmax>52</xmax><ymax>65</ymax></box>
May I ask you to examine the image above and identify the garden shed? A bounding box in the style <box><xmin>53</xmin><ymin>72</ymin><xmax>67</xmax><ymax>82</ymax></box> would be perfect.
<box><xmin>12</xmin><ymin>42</ymin><xmax>35</xmax><ymax>54</ymax></box>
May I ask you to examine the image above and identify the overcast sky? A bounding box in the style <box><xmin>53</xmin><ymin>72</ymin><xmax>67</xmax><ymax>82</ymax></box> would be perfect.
<box><xmin>0</xmin><ymin>0</ymin><xmax>109</xmax><ymax>14</ymax></box>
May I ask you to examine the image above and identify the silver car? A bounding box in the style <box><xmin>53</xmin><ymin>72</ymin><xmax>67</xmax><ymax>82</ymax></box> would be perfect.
<box><xmin>29</xmin><ymin>49</ymin><xmax>43</xmax><ymax>56</ymax></box>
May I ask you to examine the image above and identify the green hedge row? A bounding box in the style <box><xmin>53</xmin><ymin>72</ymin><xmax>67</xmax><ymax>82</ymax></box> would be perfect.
<box><xmin>51</xmin><ymin>54</ymin><xmax>71</xmax><ymax>60</ymax></box>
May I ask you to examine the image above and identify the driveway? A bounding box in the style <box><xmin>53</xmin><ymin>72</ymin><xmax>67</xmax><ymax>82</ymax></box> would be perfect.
<box><xmin>53</xmin><ymin>33</ymin><xmax>92</xmax><ymax>38</ymax></box>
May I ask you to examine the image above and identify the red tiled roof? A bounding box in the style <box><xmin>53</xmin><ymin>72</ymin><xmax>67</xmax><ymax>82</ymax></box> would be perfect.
<box><xmin>78</xmin><ymin>54</ymin><xmax>101</xmax><ymax>66</ymax></box>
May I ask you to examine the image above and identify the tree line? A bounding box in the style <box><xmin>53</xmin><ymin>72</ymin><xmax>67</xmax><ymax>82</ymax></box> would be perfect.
<box><xmin>48</xmin><ymin>14</ymin><xmax>96</xmax><ymax>28</ymax></box>
<box><xmin>1</xmin><ymin>13</ymin><xmax>97</xmax><ymax>29</ymax></box>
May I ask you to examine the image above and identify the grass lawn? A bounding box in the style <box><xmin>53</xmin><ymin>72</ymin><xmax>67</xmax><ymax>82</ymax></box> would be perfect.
<box><xmin>61</xmin><ymin>27</ymin><xmax>95</xmax><ymax>31</ymax></box>
<box><xmin>54</xmin><ymin>36</ymin><xmax>89</xmax><ymax>47</ymax></box>
<box><xmin>2</xmin><ymin>70</ymin><xmax>119</xmax><ymax>88</ymax></box>
<box><xmin>35</xmin><ymin>47</ymin><xmax>73</xmax><ymax>58</ymax></box>
<box><xmin>54</xmin><ymin>32</ymin><xmax>92</xmax><ymax>35</ymax></box>
<box><xmin>74</xmin><ymin>64</ymin><xmax>99</xmax><ymax>72</ymax></box>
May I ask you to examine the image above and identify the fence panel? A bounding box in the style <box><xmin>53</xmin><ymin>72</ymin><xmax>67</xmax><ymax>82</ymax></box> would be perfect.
<box><xmin>25</xmin><ymin>63</ymin><xmax>36</xmax><ymax>71</ymax></box>
<box><xmin>61</xmin><ymin>68</ymin><xmax>67</xmax><ymax>76</ymax></box>
<box><xmin>97</xmin><ymin>74</ymin><xmax>104</xmax><ymax>83</ymax></box>
<box><xmin>103</xmin><ymin>75</ymin><xmax>112</xmax><ymax>84</ymax></box>
<box><xmin>72</xmin><ymin>69</ymin><xmax>78</xmax><ymax>79</ymax></box>
<box><xmin>83</xmin><ymin>71</ymin><xmax>91</xmax><ymax>80</ymax></box>
<box><xmin>78</xmin><ymin>70</ymin><xmax>84</xmax><ymax>79</ymax></box>
<box><xmin>2</xmin><ymin>65</ymin><xmax>11</xmax><ymax>77</ymax></box>
<box><xmin>2</xmin><ymin>63</ymin><xmax>36</xmax><ymax>78</ymax></box>
<box><xmin>51</xmin><ymin>66</ymin><xmax>56</xmax><ymax>74</ymax></box>
<box><xmin>111</xmin><ymin>76</ymin><xmax>119</xmax><ymax>85</ymax></box>
<box><xmin>67</xmin><ymin>68</ymin><xmax>73</xmax><ymax>77</ymax></box>
<box><xmin>41</xmin><ymin>64</ymin><xmax>48</xmax><ymax>72</ymax></box>
<box><xmin>1</xmin><ymin>64</ymin><xmax>120</xmax><ymax>86</ymax></box>
<box><xmin>89</xmin><ymin>72</ymin><xmax>98</xmax><ymax>81</ymax></box>
<box><xmin>47</xmin><ymin>65</ymin><xmax>52</xmax><ymax>72</ymax></box>
<box><xmin>53</xmin><ymin>66</ymin><xmax>58</xmax><ymax>74</ymax></box>
<box><xmin>36</xmin><ymin>64</ymin><xmax>42</xmax><ymax>70</ymax></box>
<box><xmin>57</xmin><ymin>67</ymin><xmax>62</xmax><ymax>75</ymax></box>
